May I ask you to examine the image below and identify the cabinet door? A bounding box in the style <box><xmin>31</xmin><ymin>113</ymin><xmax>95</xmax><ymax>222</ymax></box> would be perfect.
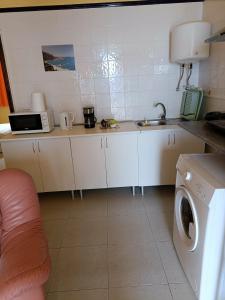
<box><xmin>173</xmin><ymin>128</ymin><xmax>205</xmax><ymax>154</ymax></box>
<box><xmin>70</xmin><ymin>136</ymin><xmax>107</xmax><ymax>189</ymax></box>
<box><xmin>1</xmin><ymin>140</ymin><xmax>43</xmax><ymax>192</ymax></box>
<box><xmin>105</xmin><ymin>133</ymin><xmax>138</xmax><ymax>188</ymax></box>
<box><xmin>167</xmin><ymin>128</ymin><xmax>205</xmax><ymax>183</ymax></box>
<box><xmin>139</xmin><ymin>130</ymin><xmax>171</xmax><ymax>186</ymax></box>
<box><xmin>38</xmin><ymin>138</ymin><xmax>75</xmax><ymax>192</ymax></box>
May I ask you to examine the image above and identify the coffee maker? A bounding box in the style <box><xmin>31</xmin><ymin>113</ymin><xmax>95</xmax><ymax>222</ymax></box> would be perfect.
<box><xmin>83</xmin><ymin>107</ymin><xmax>97</xmax><ymax>128</ymax></box>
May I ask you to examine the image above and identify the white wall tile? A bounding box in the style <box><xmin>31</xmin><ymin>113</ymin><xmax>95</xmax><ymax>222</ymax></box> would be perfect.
<box><xmin>108</xmin><ymin>60</ymin><xmax>123</xmax><ymax>78</ymax></box>
<box><xmin>80</xmin><ymin>94</ymin><xmax>96</xmax><ymax>107</ymax></box>
<box><xmin>199</xmin><ymin>0</ymin><xmax>225</xmax><ymax>112</ymax></box>
<box><xmin>139</xmin><ymin>76</ymin><xmax>153</xmax><ymax>91</ymax></box>
<box><xmin>110</xmin><ymin>93</ymin><xmax>125</xmax><ymax>108</ymax></box>
<box><xmin>124</xmin><ymin>76</ymin><xmax>139</xmax><ymax>92</ymax></box>
<box><xmin>109</xmin><ymin>78</ymin><xmax>124</xmax><ymax>93</ymax></box>
<box><xmin>80</xmin><ymin>79</ymin><xmax>95</xmax><ymax>95</ymax></box>
<box><xmin>0</xmin><ymin>3</ymin><xmax>202</xmax><ymax>123</ymax></box>
<box><xmin>95</xmin><ymin>93</ymin><xmax>111</xmax><ymax>108</ymax></box>
<box><xmin>111</xmin><ymin>107</ymin><xmax>126</xmax><ymax>121</ymax></box>
<box><xmin>96</xmin><ymin>107</ymin><xmax>113</xmax><ymax>121</ymax></box>
<box><xmin>94</xmin><ymin>78</ymin><xmax>110</xmax><ymax>94</ymax></box>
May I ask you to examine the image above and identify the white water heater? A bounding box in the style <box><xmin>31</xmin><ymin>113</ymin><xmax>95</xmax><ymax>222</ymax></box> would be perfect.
<box><xmin>170</xmin><ymin>22</ymin><xmax>211</xmax><ymax>64</ymax></box>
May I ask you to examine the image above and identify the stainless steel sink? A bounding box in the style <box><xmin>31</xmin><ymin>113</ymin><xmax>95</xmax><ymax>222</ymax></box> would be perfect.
<box><xmin>136</xmin><ymin>120</ymin><xmax>167</xmax><ymax>127</ymax></box>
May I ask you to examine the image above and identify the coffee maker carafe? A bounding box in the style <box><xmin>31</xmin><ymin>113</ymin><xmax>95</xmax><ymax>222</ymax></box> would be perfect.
<box><xmin>83</xmin><ymin>107</ymin><xmax>97</xmax><ymax>128</ymax></box>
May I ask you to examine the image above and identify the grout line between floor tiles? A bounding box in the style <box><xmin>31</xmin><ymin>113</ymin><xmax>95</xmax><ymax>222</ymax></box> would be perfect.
<box><xmin>48</xmin><ymin>283</ymin><xmax>173</xmax><ymax>294</ymax></box>
<box><xmin>144</xmin><ymin>199</ymin><xmax>171</xmax><ymax>286</ymax></box>
<box><xmin>144</xmin><ymin>200</ymin><xmax>158</xmax><ymax>244</ymax></box>
<box><xmin>47</xmin><ymin>287</ymin><xmax>110</xmax><ymax>295</ymax></box>
<box><xmin>168</xmin><ymin>283</ymin><xmax>176</xmax><ymax>300</ymax></box>
<box><xmin>155</xmin><ymin>239</ymin><xmax>171</xmax><ymax>286</ymax></box>
<box><xmin>109</xmin><ymin>283</ymin><xmax>169</xmax><ymax>289</ymax></box>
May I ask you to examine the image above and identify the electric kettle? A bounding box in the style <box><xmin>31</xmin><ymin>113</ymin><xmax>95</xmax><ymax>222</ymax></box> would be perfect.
<box><xmin>59</xmin><ymin>112</ymin><xmax>74</xmax><ymax>130</ymax></box>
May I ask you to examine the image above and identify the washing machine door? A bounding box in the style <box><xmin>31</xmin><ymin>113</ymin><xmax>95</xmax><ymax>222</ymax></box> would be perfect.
<box><xmin>175</xmin><ymin>186</ymin><xmax>199</xmax><ymax>252</ymax></box>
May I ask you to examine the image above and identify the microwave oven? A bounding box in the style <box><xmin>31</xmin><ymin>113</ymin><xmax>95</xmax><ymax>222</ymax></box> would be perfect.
<box><xmin>9</xmin><ymin>110</ymin><xmax>54</xmax><ymax>135</ymax></box>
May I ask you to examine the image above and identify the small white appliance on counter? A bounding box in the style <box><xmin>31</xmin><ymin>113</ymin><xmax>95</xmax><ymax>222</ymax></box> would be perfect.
<box><xmin>59</xmin><ymin>112</ymin><xmax>74</xmax><ymax>130</ymax></box>
<box><xmin>174</xmin><ymin>153</ymin><xmax>225</xmax><ymax>300</ymax></box>
<box><xmin>31</xmin><ymin>92</ymin><xmax>46</xmax><ymax>112</ymax></box>
<box><xmin>8</xmin><ymin>110</ymin><xmax>54</xmax><ymax>134</ymax></box>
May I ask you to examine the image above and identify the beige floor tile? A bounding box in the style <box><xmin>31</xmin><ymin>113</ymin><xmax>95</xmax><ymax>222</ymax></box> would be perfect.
<box><xmin>45</xmin><ymin>248</ymin><xmax>60</xmax><ymax>293</ymax></box>
<box><xmin>109</xmin><ymin>285</ymin><xmax>172</xmax><ymax>300</ymax></box>
<box><xmin>108</xmin><ymin>212</ymin><xmax>153</xmax><ymax>245</ymax></box>
<box><xmin>143</xmin><ymin>187</ymin><xmax>175</xmax><ymax>213</ymax></box>
<box><xmin>62</xmin><ymin>217</ymin><xmax>108</xmax><ymax>247</ymax></box>
<box><xmin>51</xmin><ymin>246</ymin><xmax>108</xmax><ymax>291</ymax></box>
<box><xmin>169</xmin><ymin>283</ymin><xmax>196</xmax><ymax>300</ymax></box>
<box><xmin>69</xmin><ymin>193</ymin><xmax>108</xmax><ymax>218</ymax></box>
<box><xmin>157</xmin><ymin>241</ymin><xmax>187</xmax><ymax>284</ymax></box>
<box><xmin>148</xmin><ymin>210</ymin><xmax>173</xmax><ymax>242</ymax></box>
<box><xmin>108</xmin><ymin>243</ymin><xmax>167</xmax><ymax>287</ymax></box>
<box><xmin>47</xmin><ymin>289</ymin><xmax>108</xmax><ymax>300</ymax></box>
<box><xmin>39</xmin><ymin>192</ymin><xmax>73</xmax><ymax>220</ymax></box>
<box><xmin>44</xmin><ymin>219</ymin><xmax>68</xmax><ymax>248</ymax></box>
<box><xmin>108</xmin><ymin>189</ymin><xmax>145</xmax><ymax>216</ymax></box>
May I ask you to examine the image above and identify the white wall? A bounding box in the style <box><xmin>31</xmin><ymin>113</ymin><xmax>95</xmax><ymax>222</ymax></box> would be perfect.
<box><xmin>0</xmin><ymin>3</ymin><xmax>202</xmax><ymax>124</ymax></box>
<box><xmin>199</xmin><ymin>0</ymin><xmax>225</xmax><ymax>112</ymax></box>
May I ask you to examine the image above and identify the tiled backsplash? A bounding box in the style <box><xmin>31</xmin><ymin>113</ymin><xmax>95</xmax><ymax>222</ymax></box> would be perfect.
<box><xmin>0</xmin><ymin>3</ymin><xmax>202</xmax><ymax>124</ymax></box>
<box><xmin>199</xmin><ymin>0</ymin><xmax>225</xmax><ymax>112</ymax></box>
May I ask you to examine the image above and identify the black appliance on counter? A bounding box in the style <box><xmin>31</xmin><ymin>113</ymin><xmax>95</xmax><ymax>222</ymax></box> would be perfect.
<box><xmin>83</xmin><ymin>107</ymin><xmax>97</xmax><ymax>128</ymax></box>
<box><xmin>205</xmin><ymin>111</ymin><xmax>225</xmax><ymax>133</ymax></box>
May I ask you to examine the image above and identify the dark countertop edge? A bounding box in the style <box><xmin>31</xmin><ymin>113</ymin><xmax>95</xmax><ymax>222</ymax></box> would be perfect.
<box><xmin>178</xmin><ymin>121</ymin><xmax>225</xmax><ymax>154</ymax></box>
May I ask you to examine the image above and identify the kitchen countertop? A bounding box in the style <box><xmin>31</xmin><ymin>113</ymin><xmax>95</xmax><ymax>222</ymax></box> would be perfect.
<box><xmin>0</xmin><ymin>119</ymin><xmax>181</xmax><ymax>142</ymax></box>
<box><xmin>2</xmin><ymin>118</ymin><xmax>225</xmax><ymax>153</ymax></box>
<box><xmin>179</xmin><ymin>120</ymin><xmax>225</xmax><ymax>154</ymax></box>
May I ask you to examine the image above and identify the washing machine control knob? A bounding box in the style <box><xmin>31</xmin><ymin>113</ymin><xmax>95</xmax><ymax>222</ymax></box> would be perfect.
<box><xmin>185</xmin><ymin>171</ymin><xmax>192</xmax><ymax>181</ymax></box>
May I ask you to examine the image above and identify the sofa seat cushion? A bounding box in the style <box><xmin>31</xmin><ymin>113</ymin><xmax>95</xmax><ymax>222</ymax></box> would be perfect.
<box><xmin>0</xmin><ymin>220</ymin><xmax>50</xmax><ymax>300</ymax></box>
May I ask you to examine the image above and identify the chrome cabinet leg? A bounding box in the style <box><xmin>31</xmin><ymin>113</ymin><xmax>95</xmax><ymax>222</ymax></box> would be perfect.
<box><xmin>132</xmin><ymin>186</ymin><xmax>135</xmax><ymax>196</ymax></box>
<box><xmin>71</xmin><ymin>190</ymin><xmax>75</xmax><ymax>200</ymax></box>
<box><xmin>80</xmin><ymin>190</ymin><xmax>83</xmax><ymax>199</ymax></box>
<box><xmin>141</xmin><ymin>186</ymin><xmax>144</xmax><ymax>196</ymax></box>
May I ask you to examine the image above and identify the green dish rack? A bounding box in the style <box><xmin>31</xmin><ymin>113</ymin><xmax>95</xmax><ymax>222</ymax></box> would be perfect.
<box><xmin>180</xmin><ymin>87</ymin><xmax>204</xmax><ymax>121</ymax></box>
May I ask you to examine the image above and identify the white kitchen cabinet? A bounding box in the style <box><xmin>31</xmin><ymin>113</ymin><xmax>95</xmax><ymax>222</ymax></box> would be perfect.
<box><xmin>139</xmin><ymin>128</ymin><xmax>205</xmax><ymax>186</ymax></box>
<box><xmin>139</xmin><ymin>129</ymin><xmax>171</xmax><ymax>186</ymax></box>
<box><xmin>70</xmin><ymin>133</ymin><xmax>139</xmax><ymax>190</ymax></box>
<box><xmin>38</xmin><ymin>138</ymin><xmax>75</xmax><ymax>192</ymax></box>
<box><xmin>1</xmin><ymin>137</ymin><xmax>75</xmax><ymax>193</ymax></box>
<box><xmin>1</xmin><ymin>140</ymin><xmax>43</xmax><ymax>192</ymax></box>
<box><xmin>70</xmin><ymin>135</ymin><xmax>107</xmax><ymax>189</ymax></box>
<box><xmin>105</xmin><ymin>133</ymin><xmax>138</xmax><ymax>188</ymax></box>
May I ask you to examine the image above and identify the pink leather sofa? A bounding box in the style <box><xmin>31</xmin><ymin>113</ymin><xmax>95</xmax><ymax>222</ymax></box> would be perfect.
<box><xmin>0</xmin><ymin>169</ymin><xmax>50</xmax><ymax>300</ymax></box>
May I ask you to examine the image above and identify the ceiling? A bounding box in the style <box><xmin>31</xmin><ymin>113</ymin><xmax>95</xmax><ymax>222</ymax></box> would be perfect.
<box><xmin>0</xmin><ymin>0</ymin><xmax>203</xmax><ymax>9</ymax></box>
<box><xmin>0</xmin><ymin>0</ymin><xmax>133</xmax><ymax>8</ymax></box>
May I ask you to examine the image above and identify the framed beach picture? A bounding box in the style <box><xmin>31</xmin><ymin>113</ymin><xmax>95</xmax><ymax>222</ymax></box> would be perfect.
<box><xmin>42</xmin><ymin>44</ymin><xmax>75</xmax><ymax>71</ymax></box>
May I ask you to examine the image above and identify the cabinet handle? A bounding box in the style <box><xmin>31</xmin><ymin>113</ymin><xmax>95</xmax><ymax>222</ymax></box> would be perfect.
<box><xmin>38</xmin><ymin>141</ymin><xmax>40</xmax><ymax>152</ymax></box>
<box><xmin>173</xmin><ymin>133</ymin><xmax>176</xmax><ymax>144</ymax></box>
<box><xmin>101</xmin><ymin>137</ymin><xmax>103</xmax><ymax>149</ymax></box>
<box><xmin>106</xmin><ymin>137</ymin><xmax>108</xmax><ymax>148</ymax></box>
<box><xmin>168</xmin><ymin>134</ymin><xmax>170</xmax><ymax>145</ymax></box>
<box><xmin>32</xmin><ymin>143</ymin><xmax>35</xmax><ymax>153</ymax></box>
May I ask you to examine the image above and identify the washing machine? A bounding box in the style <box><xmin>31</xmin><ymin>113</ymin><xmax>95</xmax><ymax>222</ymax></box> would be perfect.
<box><xmin>173</xmin><ymin>153</ymin><xmax>225</xmax><ymax>300</ymax></box>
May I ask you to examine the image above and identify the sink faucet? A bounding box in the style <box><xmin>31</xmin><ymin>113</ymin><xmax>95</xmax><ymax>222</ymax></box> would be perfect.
<box><xmin>154</xmin><ymin>102</ymin><xmax>166</xmax><ymax>120</ymax></box>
